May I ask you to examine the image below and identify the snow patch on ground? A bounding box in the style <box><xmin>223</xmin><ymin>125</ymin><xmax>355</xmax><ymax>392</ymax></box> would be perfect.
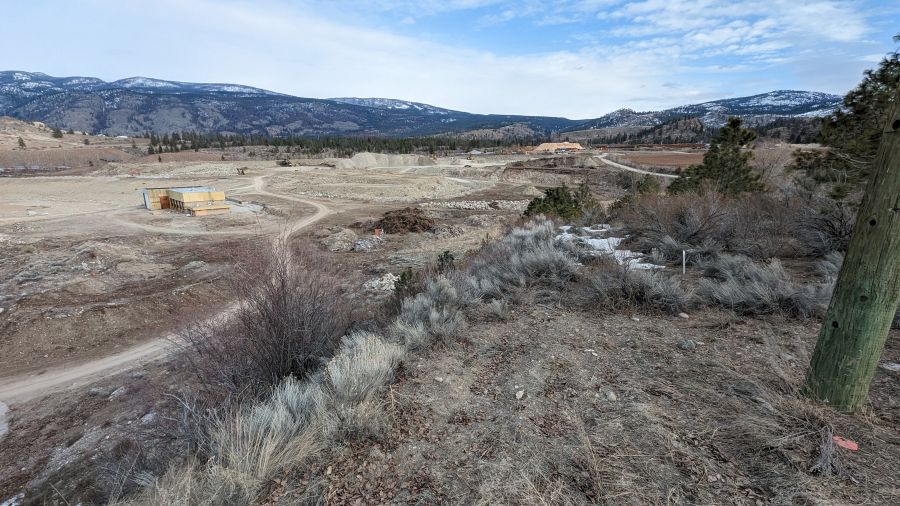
<box><xmin>556</xmin><ymin>225</ymin><xmax>663</xmax><ymax>270</ymax></box>
<box><xmin>0</xmin><ymin>493</ymin><xmax>23</xmax><ymax>506</ymax></box>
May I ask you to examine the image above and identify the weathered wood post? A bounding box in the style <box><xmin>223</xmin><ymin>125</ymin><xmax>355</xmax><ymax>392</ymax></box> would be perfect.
<box><xmin>803</xmin><ymin>84</ymin><xmax>900</xmax><ymax>411</ymax></box>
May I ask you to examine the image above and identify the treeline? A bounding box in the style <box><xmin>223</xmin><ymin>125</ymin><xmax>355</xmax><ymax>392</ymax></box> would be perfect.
<box><xmin>143</xmin><ymin>131</ymin><xmax>545</xmax><ymax>156</ymax></box>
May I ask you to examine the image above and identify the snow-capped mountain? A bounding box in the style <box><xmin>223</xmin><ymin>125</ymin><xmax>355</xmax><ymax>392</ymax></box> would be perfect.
<box><xmin>0</xmin><ymin>71</ymin><xmax>842</xmax><ymax>137</ymax></box>
<box><xmin>330</xmin><ymin>97</ymin><xmax>454</xmax><ymax>115</ymax></box>
<box><xmin>0</xmin><ymin>71</ymin><xmax>282</xmax><ymax>98</ymax></box>
<box><xmin>572</xmin><ymin>90</ymin><xmax>842</xmax><ymax>131</ymax></box>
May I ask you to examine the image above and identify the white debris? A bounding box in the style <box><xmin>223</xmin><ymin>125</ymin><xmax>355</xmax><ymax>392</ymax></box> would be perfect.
<box><xmin>515</xmin><ymin>390</ymin><xmax>526</xmax><ymax>400</ymax></box>
<box><xmin>1</xmin><ymin>493</ymin><xmax>24</xmax><ymax>506</ymax></box>
<box><xmin>363</xmin><ymin>273</ymin><xmax>400</xmax><ymax>292</ymax></box>
<box><xmin>420</xmin><ymin>200</ymin><xmax>529</xmax><ymax>211</ymax></box>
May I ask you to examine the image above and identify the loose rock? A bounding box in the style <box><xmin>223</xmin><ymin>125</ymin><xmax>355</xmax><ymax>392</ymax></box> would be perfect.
<box><xmin>677</xmin><ymin>339</ymin><xmax>698</xmax><ymax>351</ymax></box>
<box><xmin>108</xmin><ymin>386</ymin><xmax>127</xmax><ymax>400</ymax></box>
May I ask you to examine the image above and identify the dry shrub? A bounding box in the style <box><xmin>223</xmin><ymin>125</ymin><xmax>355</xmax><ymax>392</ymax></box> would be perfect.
<box><xmin>620</xmin><ymin>190</ymin><xmax>807</xmax><ymax>261</ymax></box>
<box><xmin>134</xmin><ymin>331</ymin><xmax>405</xmax><ymax>505</ymax></box>
<box><xmin>696</xmin><ymin>254</ymin><xmax>830</xmax><ymax>318</ymax></box>
<box><xmin>183</xmin><ymin>239</ymin><xmax>350</xmax><ymax>398</ymax></box>
<box><xmin>618</xmin><ymin>190</ymin><xmax>731</xmax><ymax>250</ymax></box>
<box><xmin>375</xmin><ymin>207</ymin><xmax>435</xmax><ymax>233</ymax></box>
<box><xmin>794</xmin><ymin>195</ymin><xmax>855</xmax><ymax>256</ymax></box>
<box><xmin>130</xmin><ymin>379</ymin><xmax>323</xmax><ymax>505</ymax></box>
<box><xmin>468</xmin><ymin>218</ymin><xmax>579</xmax><ymax>297</ymax></box>
<box><xmin>318</xmin><ymin>332</ymin><xmax>405</xmax><ymax>439</ymax></box>
<box><xmin>397</xmin><ymin>275</ymin><xmax>472</xmax><ymax>348</ymax></box>
<box><xmin>725</xmin><ymin>193</ymin><xmax>802</xmax><ymax>258</ymax></box>
<box><xmin>588</xmin><ymin>260</ymin><xmax>691</xmax><ymax>314</ymax></box>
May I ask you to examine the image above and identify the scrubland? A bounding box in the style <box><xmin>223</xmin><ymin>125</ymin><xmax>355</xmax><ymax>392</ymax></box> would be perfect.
<box><xmin>0</xmin><ymin>121</ymin><xmax>897</xmax><ymax>505</ymax></box>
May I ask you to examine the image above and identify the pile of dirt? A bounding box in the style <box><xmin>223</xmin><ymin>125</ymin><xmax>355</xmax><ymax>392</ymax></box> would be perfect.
<box><xmin>320</xmin><ymin>228</ymin><xmax>359</xmax><ymax>252</ymax></box>
<box><xmin>335</xmin><ymin>152</ymin><xmax>436</xmax><ymax>170</ymax></box>
<box><xmin>375</xmin><ymin>207</ymin><xmax>435</xmax><ymax>234</ymax></box>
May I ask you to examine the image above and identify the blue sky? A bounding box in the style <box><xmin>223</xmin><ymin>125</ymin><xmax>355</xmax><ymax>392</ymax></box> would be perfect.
<box><xmin>2</xmin><ymin>0</ymin><xmax>897</xmax><ymax>118</ymax></box>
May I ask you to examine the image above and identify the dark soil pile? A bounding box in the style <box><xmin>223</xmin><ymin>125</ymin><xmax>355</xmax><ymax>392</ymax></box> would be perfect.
<box><xmin>376</xmin><ymin>208</ymin><xmax>435</xmax><ymax>234</ymax></box>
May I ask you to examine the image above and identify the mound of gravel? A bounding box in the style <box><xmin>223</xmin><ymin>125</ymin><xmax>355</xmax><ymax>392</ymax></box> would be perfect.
<box><xmin>321</xmin><ymin>229</ymin><xmax>359</xmax><ymax>252</ymax></box>
<box><xmin>336</xmin><ymin>152</ymin><xmax>436</xmax><ymax>170</ymax></box>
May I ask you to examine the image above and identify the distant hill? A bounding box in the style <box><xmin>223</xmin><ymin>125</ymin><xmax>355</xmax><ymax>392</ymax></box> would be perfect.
<box><xmin>0</xmin><ymin>71</ymin><xmax>842</xmax><ymax>137</ymax></box>
<box><xmin>570</xmin><ymin>91</ymin><xmax>841</xmax><ymax>131</ymax></box>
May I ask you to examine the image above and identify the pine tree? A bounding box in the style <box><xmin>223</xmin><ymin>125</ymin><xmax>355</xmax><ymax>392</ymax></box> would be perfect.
<box><xmin>791</xmin><ymin>35</ymin><xmax>899</xmax><ymax>197</ymax></box>
<box><xmin>17</xmin><ymin>137</ymin><xmax>25</xmax><ymax>148</ymax></box>
<box><xmin>668</xmin><ymin>117</ymin><xmax>763</xmax><ymax>195</ymax></box>
<box><xmin>51</xmin><ymin>127</ymin><xmax>63</xmax><ymax>139</ymax></box>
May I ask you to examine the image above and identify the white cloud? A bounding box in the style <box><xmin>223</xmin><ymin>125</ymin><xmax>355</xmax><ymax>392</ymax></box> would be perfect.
<box><xmin>1</xmin><ymin>0</ymin><xmax>890</xmax><ymax>117</ymax></box>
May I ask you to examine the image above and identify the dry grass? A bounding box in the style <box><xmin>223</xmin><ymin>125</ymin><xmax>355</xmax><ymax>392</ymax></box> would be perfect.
<box><xmin>696</xmin><ymin>254</ymin><xmax>831</xmax><ymax>318</ymax></box>
<box><xmin>587</xmin><ymin>259</ymin><xmax>691</xmax><ymax>314</ymax></box>
<box><xmin>123</xmin><ymin>212</ymin><xmax>897</xmax><ymax>505</ymax></box>
<box><xmin>129</xmin><ymin>329</ymin><xmax>405</xmax><ymax>505</ymax></box>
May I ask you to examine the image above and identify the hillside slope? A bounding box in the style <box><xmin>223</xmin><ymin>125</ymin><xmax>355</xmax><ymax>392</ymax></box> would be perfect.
<box><xmin>1</xmin><ymin>71</ymin><xmax>841</xmax><ymax>137</ymax></box>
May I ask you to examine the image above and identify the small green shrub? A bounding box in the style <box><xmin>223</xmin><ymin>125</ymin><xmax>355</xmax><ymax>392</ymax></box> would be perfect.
<box><xmin>437</xmin><ymin>250</ymin><xmax>455</xmax><ymax>273</ymax></box>
<box><xmin>524</xmin><ymin>185</ymin><xmax>594</xmax><ymax>219</ymax></box>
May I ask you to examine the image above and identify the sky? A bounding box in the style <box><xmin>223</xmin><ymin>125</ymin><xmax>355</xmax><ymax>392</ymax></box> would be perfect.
<box><xmin>3</xmin><ymin>0</ymin><xmax>898</xmax><ymax>118</ymax></box>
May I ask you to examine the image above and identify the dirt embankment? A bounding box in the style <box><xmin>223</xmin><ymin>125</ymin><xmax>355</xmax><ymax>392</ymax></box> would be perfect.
<box><xmin>334</xmin><ymin>152</ymin><xmax>436</xmax><ymax>170</ymax></box>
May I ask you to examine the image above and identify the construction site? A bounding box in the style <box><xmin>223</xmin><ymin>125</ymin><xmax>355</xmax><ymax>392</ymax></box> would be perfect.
<box><xmin>0</xmin><ymin>118</ymin><xmax>896</xmax><ymax>505</ymax></box>
<box><xmin>141</xmin><ymin>186</ymin><xmax>230</xmax><ymax>216</ymax></box>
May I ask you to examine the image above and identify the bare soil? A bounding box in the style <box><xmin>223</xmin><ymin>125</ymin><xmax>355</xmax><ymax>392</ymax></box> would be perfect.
<box><xmin>614</xmin><ymin>150</ymin><xmax>705</xmax><ymax>169</ymax></box>
<box><xmin>301</xmin><ymin>303</ymin><xmax>900</xmax><ymax>504</ymax></box>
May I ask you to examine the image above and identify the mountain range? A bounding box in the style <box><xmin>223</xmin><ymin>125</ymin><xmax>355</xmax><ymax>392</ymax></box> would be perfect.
<box><xmin>0</xmin><ymin>71</ymin><xmax>843</xmax><ymax>138</ymax></box>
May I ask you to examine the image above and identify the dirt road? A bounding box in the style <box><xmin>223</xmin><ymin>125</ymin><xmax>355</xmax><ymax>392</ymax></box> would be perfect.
<box><xmin>0</xmin><ymin>178</ymin><xmax>332</xmax><ymax>404</ymax></box>
<box><xmin>595</xmin><ymin>153</ymin><xmax>679</xmax><ymax>179</ymax></box>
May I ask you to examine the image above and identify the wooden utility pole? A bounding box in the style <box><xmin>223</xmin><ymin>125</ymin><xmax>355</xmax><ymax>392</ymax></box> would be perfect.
<box><xmin>804</xmin><ymin>84</ymin><xmax>900</xmax><ymax>411</ymax></box>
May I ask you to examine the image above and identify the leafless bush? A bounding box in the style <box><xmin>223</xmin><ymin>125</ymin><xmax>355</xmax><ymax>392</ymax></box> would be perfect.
<box><xmin>752</xmin><ymin>143</ymin><xmax>794</xmax><ymax>185</ymax></box>
<box><xmin>623</xmin><ymin>191</ymin><xmax>805</xmax><ymax>261</ymax></box>
<box><xmin>696</xmin><ymin>255</ymin><xmax>829</xmax><ymax>318</ymax></box>
<box><xmin>725</xmin><ymin>194</ymin><xmax>801</xmax><ymax>258</ymax></box>
<box><xmin>183</xmin><ymin>239</ymin><xmax>350</xmax><ymax>398</ymax></box>
<box><xmin>645</xmin><ymin>234</ymin><xmax>721</xmax><ymax>266</ymax></box>
<box><xmin>588</xmin><ymin>260</ymin><xmax>691</xmax><ymax>314</ymax></box>
<box><xmin>795</xmin><ymin>196</ymin><xmax>855</xmax><ymax>256</ymax></box>
<box><xmin>616</xmin><ymin>191</ymin><xmax>731</xmax><ymax>249</ymax></box>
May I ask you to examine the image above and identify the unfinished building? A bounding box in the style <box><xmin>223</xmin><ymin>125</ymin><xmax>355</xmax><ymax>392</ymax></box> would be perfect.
<box><xmin>141</xmin><ymin>186</ymin><xmax>230</xmax><ymax>216</ymax></box>
<box><xmin>532</xmin><ymin>142</ymin><xmax>585</xmax><ymax>153</ymax></box>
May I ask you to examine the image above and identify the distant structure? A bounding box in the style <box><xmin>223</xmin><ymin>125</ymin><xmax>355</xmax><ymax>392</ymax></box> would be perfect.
<box><xmin>532</xmin><ymin>142</ymin><xmax>585</xmax><ymax>153</ymax></box>
<box><xmin>142</xmin><ymin>186</ymin><xmax>230</xmax><ymax>216</ymax></box>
